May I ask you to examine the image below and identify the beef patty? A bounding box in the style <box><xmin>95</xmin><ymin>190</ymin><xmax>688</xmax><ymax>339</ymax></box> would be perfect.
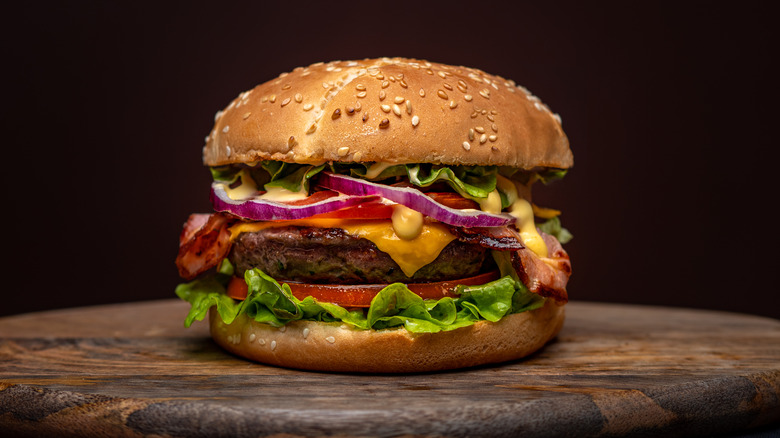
<box><xmin>229</xmin><ymin>226</ymin><xmax>490</xmax><ymax>284</ymax></box>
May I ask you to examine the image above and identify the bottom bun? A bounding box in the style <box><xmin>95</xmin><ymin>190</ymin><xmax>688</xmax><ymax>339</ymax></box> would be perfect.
<box><xmin>209</xmin><ymin>299</ymin><xmax>565</xmax><ymax>373</ymax></box>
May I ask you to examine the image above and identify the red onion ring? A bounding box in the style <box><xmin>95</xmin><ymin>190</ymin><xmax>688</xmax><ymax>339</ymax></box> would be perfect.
<box><xmin>318</xmin><ymin>173</ymin><xmax>516</xmax><ymax>227</ymax></box>
<box><xmin>210</xmin><ymin>183</ymin><xmax>379</xmax><ymax>221</ymax></box>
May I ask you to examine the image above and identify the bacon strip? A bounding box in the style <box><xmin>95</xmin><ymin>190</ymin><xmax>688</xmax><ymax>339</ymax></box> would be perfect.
<box><xmin>448</xmin><ymin>225</ymin><xmax>571</xmax><ymax>302</ymax></box>
<box><xmin>511</xmin><ymin>232</ymin><xmax>571</xmax><ymax>303</ymax></box>
<box><xmin>447</xmin><ymin>226</ymin><xmax>525</xmax><ymax>251</ymax></box>
<box><xmin>176</xmin><ymin>213</ymin><xmax>236</xmax><ymax>280</ymax></box>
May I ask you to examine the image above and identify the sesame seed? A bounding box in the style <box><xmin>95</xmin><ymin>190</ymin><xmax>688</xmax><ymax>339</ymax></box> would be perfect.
<box><xmin>412</xmin><ymin>115</ymin><xmax>420</xmax><ymax>127</ymax></box>
<box><xmin>479</xmin><ymin>89</ymin><xmax>491</xmax><ymax>99</ymax></box>
<box><xmin>381</xmin><ymin>104</ymin><xmax>391</xmax><ymax>113</ymax></box>
<box><xmin>457</xmin><ymin>84</ymin><xmax>467</xmax><ymax>93</ymax></box>
<box><xmin>491</xmin><ymin>123</ymin><xmax>498</xmax><ymax>132</ymax></box>
<box><xmin>325</xmin><ymin>336</ymin><xmax>336</xmax><ymax>344</ymax></box>
<box><xmin>354</xmin><ymin>151</ymin><xmax>363</xmax><ymax>161</ymax></box>
<box><xmin>362</xmin><ymin>113</ymin><xmax>369</xmax><ymax>122</ymax></box>
<box><xmin>475</xmin><ymin>126</ymin><xmax>485</xmax><ymax>134</ymax></box>
<box><xmin>449</xmin><ymin>100</ymin><xmax>458</xmax><ymax>109</ymax></box>
<box><xmin>399</xmin><ymin>80</ymin><xmax>408</xmax><ymax>88</ymax></box>
<box><xmin>462</xmin><ymin>141</ymin><xmax>471</xmax><ymax>151</ymax></box>
<box><xmin>355</xmin><ymin>101</ymin><xmax>362</xmax><ymax>111</ymax></box>
<box><xmin>338</xmin><ymin>146</ymin><xmax>350</xmax><ymax>157</ymax></box>
<box><xmin>357</xmin><ymin>91</ymin><xmax>367</xmax><ymax>98</ymax></box>
<box><xmin>437</xmin><ymin>90</ymin><xmax>448</xmax><ymax>99</ymax></box>
<box><xmin>469</xmin><ymin>128</ymin><xmax>475</xmax><ymax>141</ymax></box>
<box><xmin>322</xmin><ymin>82</ymin><xmax>330</xmax><ymax>89</ymax></box>
<box><xmin>491</xmin><ymin>110</ymin><xmax>498</xmax><ymax>114</ymax></box>
<box><xmin>376</xmin><ymin>73</ymin><xmax>384</xmax><ymax>80</ymax></box>
<box><xmin>222</xmin><ymin>125</ymin><xmax>230</xmax><ymax>133</ymax></box>
<box><xmin>225</xmin><ymin>145</ymin><xmax>231</xmax><ymax>157</ymax></box>
<box><xmin>491</xmin><ymin>146</ymin><xmax>499</xmax><ymax>152</ymax></box>
<box><xmin>271</xmin><ymin>340</ymin><xmax>277</xmax><ymax>350</ymax></box>
<box><xmin>282</xmin><ymin>84</ymin><xmax>291</xmax><ymax>90</ymax></box>
<box><xmin>288</xmin><ymin>136</ymin><xmax>297</xmax><ymax>148</ymax></box>
<box><xmin>382</xmin><ymin>81</ymin><xmax>389</xmax><ymax>88</ymax></box>
<box><xmin>481</xmin><ymin>109</ymin><xmax>487</xmax><ymax>115</ymax></box>
<box><xmin>303</xmin><ymin>103</ymin><xmax>314</xmax><ymax>111</ymax></box>
<box><xmin>368</xmin><ymin>68</ymin><xmax>379</xmax><ymax>76</ymax></box>
<box><xmin>258</xmin><ymin>338</ymin><xmax>266</xmax><ymax>345</ymax></box>
<box><xmin>294</xmin><ymin>93</ymin><xmax>303</xmax><ymax>103</ymax></box>
<box><xmin>406</xmin><ymin>100</ymin><xmax>412</xmax><ymax>114</ymax></box>
<box><xmin>388</xmin><ymin>75</ymin><xmax>396</xmax><ymax>82</ymax></box>
<box><xmin>332</xmin><ymin>108</ymin><xmax>341</xmax><ymax>119</ymax></box>
<box><xmin>464</xmin><ymin>94</ymin><xmax>473</xmax><ymax>102</ymax></box>
<box><xmin>249</xmin><ymin>333</ymin><xmax>256</xmax><ymax>342</ymax></box>
<box><xmin>480</xmin><ymin>134</ymin><xmax>487</xmax><ymax>144</ymax></box>
<box><xmin>392</xmin><ymin>104</ymin><xmax>402</xmax><ymax>116</ymax></box>
<box><xmin>534</xmin><ymin>102</ymin><xmax>544</xmax><ymax>111</ymax></box>
<box><xmin>426</xmin><ymin>69</ymin><xmax>434</xmax><ymax>75</ymax></box>
<box><xmin>443</xmin><ymin>83</ymin><xmax>453</xmax><ymax>91</ymax></box>
<box><xmin>458</xmin><ymin>79</ymin><xmax>468</xmax><ymax>89</ymax></box>
<box><xmin>301</xmin><ymin>71</ymin><xmax>310</xmax><ymax>76</ymax></box>
<box><xmin>279</xmin><ymin>325</ymin><xmax>287</xmax><ymax>333</ymax></box>
<box><xmin>269</xmin><ymin>95</ymin><xmax>277</xmax><ymax>103</ymax></box>
<box><xmin>487</xmin><ymin>114</ymin><xmax>495</xmax><ymax>122</ymax></box>
<box><xmin>397</xmin><ymin>73</ymin><xmax>404</xmax><ymax>79</ymax></box>
<box><xmin>356</xmin><ymin>84</ymin><xmax>366</xmax><ymax>91</ymax></box>
<box><xmin>281</xmin><ymin>97</ymin><xmax>291</xmax><ymax>107</ymax></box>
<box><xmin>243</xmin><ymin>112</ymin><xmax>251</xmax><ymax>119</ymax></box>
<box><xmin>553</xmin><ymin>113</ymin><xmax>562</xmax><ymax>124</ymax></box>
<box><xmin>346</xmin><ymin>106</ymin><xmax>355</xmax><ymax>115</ymax></box>
<box><xmin>306</xmin><ymin>123</ymin><xmax>317</xmax><ymax>134</ymax></box>
<box><xmin>394</xmin><ymin>96</ymin><xmax>405</xmax><ymax>104</ymax></box>
<box><xmin>379</xmin><ymin>118</ymin><xmax>390</xmax><ymax>128</ymax></box>
<box><xmin>437</xmin><ymin>71</ymin><xmax>447</xmax><ymax>79</ymax></box>
<box><xmin>303</xmin><ymin>328</ymin><xmax>310</xmax><ymax>339</ymax></box>
<box><xmin>470</xmin><ymin>111</ymin><xmax>478</xmax><ymax>118</ymax></box>
<box><xmin>419</xmin><ymin>88</ymin><xmax>426</xmax><ymax>97</ymax></box>
<box><xmin>489</xmin><ymin>135</ymin><xmax>497</xmax><ymax>142</ymax></box>
<box><xmin>379</xmin><ymin>90</ymin><xmax>386</xmax><ymax>100</ymax></box>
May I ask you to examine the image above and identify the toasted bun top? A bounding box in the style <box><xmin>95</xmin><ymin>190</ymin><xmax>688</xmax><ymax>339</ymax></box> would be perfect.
<box><xmin>203</xmin><ymin>57</ymin><xmax>572</xmax><ymax>170</ymax></box>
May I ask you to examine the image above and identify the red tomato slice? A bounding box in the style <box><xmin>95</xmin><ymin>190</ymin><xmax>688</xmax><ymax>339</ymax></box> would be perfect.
<box><xmin>282</xmin><ymin>190</ymin><xmax>339</xmax><ymax>205</ymax></box>
<box><xmin>426</xmin><ymin>192</ymin><xmax>479</xmax><ymax>210</ymax></box>
<box><xmin>308</xmin><ymin>200</ymin><xmax>394</xmax><ymax>220</ymax></box>
<box><xmin>226</xmin><ymin>271</ymin><xmax>501</xmax><ymax>307</ymax></box>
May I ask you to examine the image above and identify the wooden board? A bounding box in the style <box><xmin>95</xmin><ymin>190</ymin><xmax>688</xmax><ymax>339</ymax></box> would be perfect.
<box><xmin>1</xmin><ymin>300</ymin><xmax>778</xmax><ymax>437</ymax></box>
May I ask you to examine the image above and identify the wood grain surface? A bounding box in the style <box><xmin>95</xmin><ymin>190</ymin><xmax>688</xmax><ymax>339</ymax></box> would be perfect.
<box><xmin>1</xmin><ymin>300</ymin><xmax>778</xmax><ymax>437</ymax></box>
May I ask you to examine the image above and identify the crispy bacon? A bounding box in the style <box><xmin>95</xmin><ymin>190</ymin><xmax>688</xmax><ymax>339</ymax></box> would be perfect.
<box><xmin>447</xmin><ymin>226</ymin><xmax>525</xmax><ymax>251</ymax></box>
<box><xmin>449</xmin><ymin>225</ymin><xmax>571</xmax><ymax>302</ymax></box>
<box><xmin>176</xmin><ymin>213</ymin><xmax>236</xmax><ymax>280</ymax></box>
<box><xmin>511</xmin><ymin>232</ymin><xmax>571</xmax><ymax>303</ymax></box>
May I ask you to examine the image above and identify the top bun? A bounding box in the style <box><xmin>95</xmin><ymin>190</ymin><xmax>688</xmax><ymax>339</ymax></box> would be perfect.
<box><xmin>203</xmin><ymin>58</ymin><xmax>572</xmax><ymax>170</ymax></box>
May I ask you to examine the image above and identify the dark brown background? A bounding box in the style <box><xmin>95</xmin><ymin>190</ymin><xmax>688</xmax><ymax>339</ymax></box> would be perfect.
<box><xmin>3</xmin><ymin>2</ymin><xmax>778</xmax><ymax>319</ymax></box>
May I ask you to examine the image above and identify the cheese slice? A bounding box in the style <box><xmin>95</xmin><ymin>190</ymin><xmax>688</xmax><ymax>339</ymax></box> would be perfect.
<box><xmin>229</xmin><ymin>218</ymin><xmax>456</xmax><ymax>277</ymax></box>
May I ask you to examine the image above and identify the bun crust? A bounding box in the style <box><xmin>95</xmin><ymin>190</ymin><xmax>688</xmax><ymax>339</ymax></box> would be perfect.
<box><xmin>203</xmin><ymin>58</ymin><xmax>572</xmax><ymax>170</ymax></box>
<box><xmin>209</xmin><ymin>299</ymin><xmax>564</xmax><ymax>373</ymax></box>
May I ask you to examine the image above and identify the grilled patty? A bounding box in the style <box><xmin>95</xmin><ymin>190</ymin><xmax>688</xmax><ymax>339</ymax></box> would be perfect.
<box><xmin>229</xmin><ymin>226</ymin><xmax>489</xmax><ymax>284</ymax></box>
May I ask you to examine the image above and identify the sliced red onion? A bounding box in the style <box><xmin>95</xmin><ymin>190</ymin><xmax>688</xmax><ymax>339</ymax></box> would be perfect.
<box><xmin>210</xmin><ymin>183</ymin><xmax>378</xmax><ymax>221</ymax></box>
<box><xmin>318</xmin><ymin>173</ymin><xmax>516</xmax><ymax>227</ymax></box>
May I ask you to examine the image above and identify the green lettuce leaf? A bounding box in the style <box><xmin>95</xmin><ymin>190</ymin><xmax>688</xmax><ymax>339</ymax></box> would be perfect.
<box><xmin>406</xmin><ymin>164</ymin><xmax>497</xmax><ymax>199</ymax></box>
<box><xmin>537</xmin><ymin>216</ymin><xmax>573</xmax><ymax>244</ymax></box>
<box><xmin>176</xmin><ymin>268</ymin><xmax>546</xmax><ymax>334</ymax></box>
<box><xmin>260</xmin><ymin>162</ymin><xmax>325</xmax><ymax>192</ymax></box>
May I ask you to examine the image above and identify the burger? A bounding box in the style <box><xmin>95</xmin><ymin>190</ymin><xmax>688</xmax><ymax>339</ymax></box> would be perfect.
<box><xmin>175</xmin><ymin>57</ymin><xmax>573</xmax><ymax>373</ymax></box>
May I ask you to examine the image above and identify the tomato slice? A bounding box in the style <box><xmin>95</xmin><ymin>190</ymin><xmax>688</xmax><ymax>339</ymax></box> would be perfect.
<box><xmin>226</xmin><ymin>271</ymin><xmax>501</xmax><ymax>307</ymax></box>
<box><xmin>308</xmin><ymin>200</ymin><xmax>394</xmax><ymax>220</ymax></box>
<box><xmin>426</xmin><ymin>192</ymin><xmax>479</xmax><ymax>210</ymax></box>
<box><xmin>282</xmin><ymin>190</ymin><xmax>339</xmax><ymax>205</ymax></box>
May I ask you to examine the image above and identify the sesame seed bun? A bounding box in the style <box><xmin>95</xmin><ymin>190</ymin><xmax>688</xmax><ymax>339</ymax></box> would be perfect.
<box><xmin>208</xmin><ymin>299</ymin><xmax>565</xmax><ymax>373</ymax></box>
<box><xmin>203</xmin><ymin>57</ymin><xmax>572</xmax><ymax>170</ymax></box>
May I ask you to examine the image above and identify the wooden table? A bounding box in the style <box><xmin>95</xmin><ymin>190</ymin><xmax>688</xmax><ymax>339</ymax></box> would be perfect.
<box><xmin>1</xmin><ymin>300</ymin><xmax>778</xmax><ymax>437</ymax></box>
